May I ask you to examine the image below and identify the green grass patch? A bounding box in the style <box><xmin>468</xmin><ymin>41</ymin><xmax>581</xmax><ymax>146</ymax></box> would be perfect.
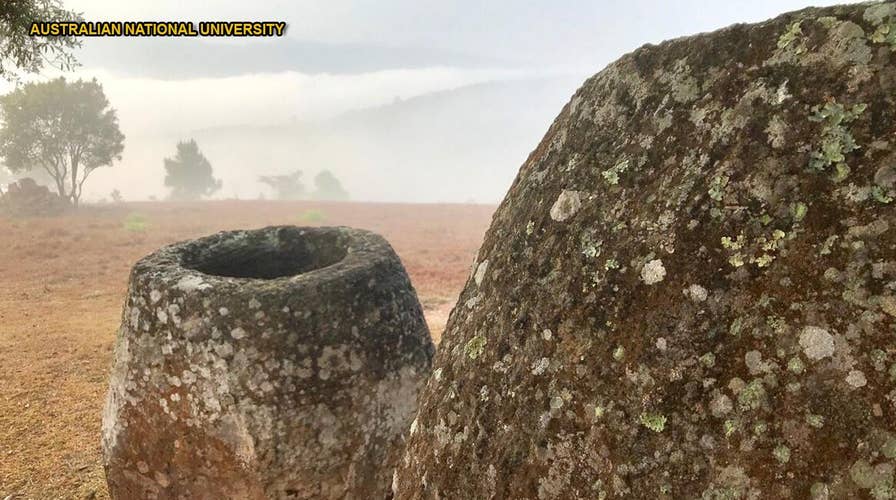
<box><xmin>123</xmin><ymin>213</ymin><xmax>149</xmax><ymax>232</ymax></box>
<box><xmin>299</xmin><ymin>209</ymin><xmax>326</xmax><ymax>223</ymax></box>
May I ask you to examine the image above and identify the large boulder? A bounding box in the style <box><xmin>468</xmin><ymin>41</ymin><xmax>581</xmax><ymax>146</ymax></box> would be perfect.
<box><xmin>102</xmin><ymin>226</ymin><xmax>434</xmax><ymax>498</ymax></box>
<box><xmin>395</xmin><ymin>3</ymin><xmax>896</xmax><ymax>499</ymax></box>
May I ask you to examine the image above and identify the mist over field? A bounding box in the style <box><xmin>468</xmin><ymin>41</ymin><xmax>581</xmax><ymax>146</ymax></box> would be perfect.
<box><xmin>1</xmin><ymin>0</ymin><xmax>857</xmax><ymax>203</ymax></box>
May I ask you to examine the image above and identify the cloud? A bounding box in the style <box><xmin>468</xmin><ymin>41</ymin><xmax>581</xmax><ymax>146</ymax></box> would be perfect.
<box><xmin>65</xmin><ymin>0</ymin><xmax>860</xmax><ymax>70</ymax></box>
<box><xmin>79</xmin><ymin>66</ymin><xmax>532</xmax><ymax>134</ymax></box>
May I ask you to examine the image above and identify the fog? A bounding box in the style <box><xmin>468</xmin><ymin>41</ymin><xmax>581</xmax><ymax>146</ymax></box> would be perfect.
<box><xmin>2</xmin><ymin>0</ymin><xmax>857</xmax><ymax>203</ymax></box>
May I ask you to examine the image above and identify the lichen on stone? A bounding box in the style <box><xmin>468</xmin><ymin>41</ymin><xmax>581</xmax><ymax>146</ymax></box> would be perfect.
<box><xmin>549</xmin><ymin>189</ymin><xmax>582</xmax><ymax>222</ymax></box>
<box><xmin>393</xmin><ymin>3</ymin><xmax>896</xmax><ymax>498</ymax></box>
<box><xmin>808</xmin><ymin>100</ymin><xmax>867</xmax><ymax>180</ymax></box>
<box><xmin>799</xmin><ymin>326</ymin><xmax>835</xmax><ymax>361</ymax></box>
<box><xmin>465</xmin><ymin>334</ymin><xmax>487</xmax><ymax>360</ymax></box>
<box><xmin>639</xmin><ymin>412</ymin><xmax>667</xmax><ymax>433</ymax></box>
<box><xmin>641</xmin><ymin>258</ymin><xmax>667</xmax><ymax>285</ymax></box>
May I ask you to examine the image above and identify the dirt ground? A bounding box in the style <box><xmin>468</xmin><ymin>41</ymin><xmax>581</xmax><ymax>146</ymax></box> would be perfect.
<box><xmin>0</xmin><ymin>200</ymin><xmax>494</xmax><ymax>499</ymax></box>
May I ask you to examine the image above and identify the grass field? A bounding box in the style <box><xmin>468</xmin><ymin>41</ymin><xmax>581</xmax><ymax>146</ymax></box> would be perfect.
<box><xmin>0</xmin><ymin>200</ymin><xmax>494</xmax><ymax>498</ymax></box>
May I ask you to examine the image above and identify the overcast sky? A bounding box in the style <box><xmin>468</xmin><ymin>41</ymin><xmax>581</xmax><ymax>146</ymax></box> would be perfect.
<box><xmin>5</xmin><ymin>0</ymin><xmax>860</xmax><ymax>202</ymax></box>
<box><xmin>63</xmin><ymin>1</ymin><xmax>858</xmax><ymax>67</ymax></box>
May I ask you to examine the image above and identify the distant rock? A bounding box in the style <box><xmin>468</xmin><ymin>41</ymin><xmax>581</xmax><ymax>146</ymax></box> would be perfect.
<box><xmin>0</xmin><ymin>178</ymin><xmax>68</xmax><ymax>216</ymax></box>
<box><xmin>394</xmin><ymin>3</ymin><xmax>896</xmax><ymax>498</ymax></box>
<box><xmin>102</xmin><ymin>226</ymin><xmax>434</xmax><ymax>498</ymax></box>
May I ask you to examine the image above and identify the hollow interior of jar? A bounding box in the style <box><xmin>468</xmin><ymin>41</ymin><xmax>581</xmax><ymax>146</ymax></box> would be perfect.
<box><xmin>183</xmin><ymin>228</ymin><xmax>348</xmax><ymax>279</ymax></box>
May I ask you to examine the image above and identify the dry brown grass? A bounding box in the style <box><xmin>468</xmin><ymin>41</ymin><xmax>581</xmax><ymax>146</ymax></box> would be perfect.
<box><xmin>0</xmin><ymin>200</ymin><xmax>493</xmax><ymax>499</ymax></box>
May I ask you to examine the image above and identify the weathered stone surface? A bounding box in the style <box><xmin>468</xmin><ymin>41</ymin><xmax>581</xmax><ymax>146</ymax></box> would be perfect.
<box><xmin>102</xmin><ymin>226</ymin><xmax>434</xmax><ymax>499</ymax></box>
<box><xmin>395</xmin><ymin>3</ymin><xmax>896</xmax><ymax>498</ymax></box>
<box><xmin>0</xmin><ymin>177</ymin><xmax>68</xmax><ymax>216</ymax></box>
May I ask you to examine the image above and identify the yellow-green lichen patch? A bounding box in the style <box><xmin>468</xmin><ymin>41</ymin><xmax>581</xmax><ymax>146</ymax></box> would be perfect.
<box><xmin>808</xmin><ymin>101</ymin><xmax>867</xmax><ymax>180</ymax></box>
<box><xmin>865</xmin><ymin>3</ymin><xmax>896</xmax><ymax>49</ymax></box>
<box><xmin>465</xmin><ymin>334</ymin><xmax>487</xmax><ymax>360</ymax></box>
<box><xmin>602</xmin><ymin>158</ymin><xmax>629</xmax><ymax>186</ymax></box>
<box><xmin>791</xmin><ymin>202</ymin><xmax>808</xmax><ymax>222</ymax></box>
<box><xmin>639</xmin><ymin>412</ymin><xmax>667</xmax><ymax>433</ymax></box>
<box><xmin>737</xmin><ymin>379</ymin><xmax>767</xmax><ymax>410</ymax></box>
<box><xmin>778</xmin><ymin>21</ymin><xmax>806</xmax><ymax>52</ymax></box>
<box><xmin>708</xmin><ymin>175</ymin><xmax>729</xmax><ymax>202</ymax></box>
<box><xmin>773</xmin><ymin>445</ymin><xmax>791</xmax><ymax>464</ymax></box>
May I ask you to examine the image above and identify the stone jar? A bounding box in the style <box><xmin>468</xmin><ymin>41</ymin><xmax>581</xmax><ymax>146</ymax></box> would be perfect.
<box><xmin>394</xmin><ymin>2</ymin><xmax>896</xmax><ymax>498</ymax></box>
<box><xmin>102</xmin><ymin>226</ymin><xmax>434</xmax><ymax>499</ymax></box>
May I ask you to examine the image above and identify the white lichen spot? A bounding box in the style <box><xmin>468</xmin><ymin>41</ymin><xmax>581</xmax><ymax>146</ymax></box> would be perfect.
<box><xmin>613</xmin><ymin>346</ymin><xmax>625</xmax><ymax>361</ymax></box>
<box><xmin>175</xmin><ymin>275</ymin><xmax>211</xmax><ymax>292</ymax></box>
<box><xmin>230</xmin><ymin>327</ymin><xmax>247</xmax><ymax>340</ymax></box>
<box><xmin>685</xmin><ymin>284</ymin><xmax>708</xmax><ymax>302</ymax></box>
<box><xmin>550</xmin><ymin>396</ymin><xmax>564</xmax><ymax>410</ymax></box>
<box><xmin>709</xmin><ymin>393</ymin><xmax>733</xmax><ymax>417</ymax></box>
<box><xmin>150</xmin><ymin>289</ymin><xmax>162</xmax><ymax>304</ymax></box>
<box><xmin>799</xmin><ymin>326</ymin><xmax>835</xmax><ymax>361</ymax></box>
<box><xmin>214</xmin><ymin>343</ymin><xmax>233</xmax><ymax>358</ymax></box>
<box><xmin>641</xmin><ymin>259</ymin><xmax>667</xmax><ymax>285</ymax></box>
<box><xmin>549</xmin><ymin>189</ymin><xmax>582</xmax><ymax>222</ymax></box>
<box><xmin>167</xmin><ymin>304</ymin><xmax>181</xmax><ymax>326</ymax></box>
<box><xmin>744</xmin><ymin>350</ymin><xmax>766</xmax><ymax>375</ymax></box>
<box><xmin>656</xmin><ymin>337</ymin><xmax>668</xmax><ymax>351</ymax></box>
<box><xmin>774</xmin><ymin>80</ymin><xmax>791</xmax><ymax>105</ymax></box>
<box><xmin>532</xmin><ymin>357</ymin><xmax>550</xmax><ymax>375</ymax></box>
<box><xmin>846</xmin><ymin>370</ymin><xmax>867</xmax><ymax>388</ymax></box>
<box><xmin>465</xmin><ymin>295</ymin><xmax>481</xmax><ymax>309</ymax></box>
<box><xmin>219</xmin><ymin>307</ymin><xmax>229</xmax><ymax>316</ymax></box>
<box><xmin>248</xmin><ymin>298</ymin><xmax>261</xmax><ymax>309</ymax></box>
<box><xmin>474</xmin><ymin>260</ymin><xmax>489</xmax><ymax>286</ymax></box>
<box><xmin>180</xmin><ymin>370</ymin><xmax>196</xmax><ymax>385</ymax></box>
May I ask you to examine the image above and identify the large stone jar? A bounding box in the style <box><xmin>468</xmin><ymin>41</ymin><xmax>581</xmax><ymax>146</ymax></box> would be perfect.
<box><xmin>102</xmin><ymin>226</ymin><xmax>434</xmax><ymax>499</ymax></box>
<box><xmin>394</xmin><ymin>2</ymin><xmax>896</xmax><ymax>498</ymax></box>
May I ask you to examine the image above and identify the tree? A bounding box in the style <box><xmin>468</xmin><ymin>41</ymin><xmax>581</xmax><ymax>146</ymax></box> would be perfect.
<box><xmin>259</xmin><ymin>170</ymin><xmax>305</xmax><ymax>200</ymax></box>
<box><xmin>0</xmin><ymin>77</ymin><xmax>125</xmax><ymax>207</ymax></box>
<box><xmin>163</xmin><ymin>139</ymin><xmax>221</xmax><ymax>201</ymax></box>
<box><xmin>312</xmin><ymin>170</ymin><xmax>349</xmax><ymax>201</ymax></box>
<box><xmin>1</xmin><ymin>0</ymin><xmax>82</xmax><ymax>81</ymax></box>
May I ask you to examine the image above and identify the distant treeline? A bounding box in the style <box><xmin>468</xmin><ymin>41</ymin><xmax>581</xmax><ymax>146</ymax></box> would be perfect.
<box><xmin>258</xmin><ymin>169</ymin><xmax>349</xmax><ymax>201</ymax></box>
